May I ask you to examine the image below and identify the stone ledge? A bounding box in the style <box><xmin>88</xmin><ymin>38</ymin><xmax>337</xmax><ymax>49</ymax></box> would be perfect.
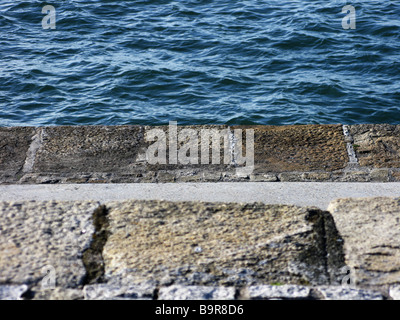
<box><xmin>349</xmin><ymin>124</ymin><xmax>400</xmax><ymax>168</ymax></box>
<box><xmin>328</xmin><ymin>197</ymin><xmax>400</xmax><ymax>287</ymax></box>
<box><xmin>1</xmin><ymin>124</ymin><xmax>399</xmax><ymax>184</ymax></box>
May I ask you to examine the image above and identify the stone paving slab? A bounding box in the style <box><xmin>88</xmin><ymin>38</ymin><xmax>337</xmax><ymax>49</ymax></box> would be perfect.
<box><xmin>1</xmin><ymin>124</ymin><xmax>399</xmax><ymax>183</ymax></box>
<box><xmin>327</xmin><ymin>197</ymin><xmax>400</xmax><ymax>287</ymax></box>
<box><xmin>0</xmin><ymin>127</ymin><xmax>36</xmax><ymax>183</ymax></box>
<box><xmin>21</xmin><ymin>126</ymin><xmax>148</xmax><ymax>184</ymax></box>
<box><xmin>349</xmin><ymin>124</ymin><xmax>400</xmax><ymax>169</ymax></box>
<box><xmin>233</xmin><ymin>124</ymin><xmax>348</xmax><ymax>173</ymax></box>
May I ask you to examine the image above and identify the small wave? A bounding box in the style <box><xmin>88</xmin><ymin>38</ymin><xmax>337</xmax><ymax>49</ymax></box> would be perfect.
<box><xmin>1</xmin><ymin>1</ymin><xmax>400</xmax><ymax>126</ymax></box>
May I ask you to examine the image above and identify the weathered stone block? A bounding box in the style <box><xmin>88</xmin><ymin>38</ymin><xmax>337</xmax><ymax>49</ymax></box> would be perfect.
<box><xmin>328</xmin><ymin>197</ymin><xmax>400</xmax><ymax>286</ymax></box>
<box><xmin>233</xmin><ymin>125</ymin><xmax>348</xmax><ymax>173</ymax></box>
<box><xmin>0</xmin><ymin>127</ymin><xmax>36</xmax><ymax>182</ymax></box>
<box><xmin>301</xmin><ymin>172</ymin><xmax>331</xmax><ymax>182</ymax></box>
<box><xmin>244</xmin><ymin>285</ymin><xmax>311</xmax><ymax>300</ymax></box>
<box><xmin>143</xmin><ymin>124</ymin><xmax>231</xmax><ymax>174</ymax></box>
<box><xmin>31</xmin><ymin>288</ymin><xmax>84</xmax><ymax>300</ymax></box>
<box><xmin>249</xmin><ymin>173</ymin><xmax>278</xmax><ymax>182</ymax></box>
<box><xmin>0</xmin><ymin>201</ymin><xmax>98</xmax><ymax>288</ymax></box>
<box><xmin>315</xmin><ymin>286</ymin><xmax>384</xmax><ymax>300</ymax></box>
<box><xmin>278</xmin><ymin>173</ymin><xmax>303</xmax><ymax>182</ymax></box>
<box><xmin>31</xmin><ymin>126</ymin><xmax>147</xmax><ymax>176</ymax></box>
<box><xmin>102</xmin><ymin>200</ymin><xmax>345</xmax><ymax>287</ymax></box>
<box><xmin>158</xmin><ymin>285</ymin><xmax>236</xmax><ymax>300</ymax></box>
<box><xmin>339</xmin><ymin>171</ymin><xmax>370</xmax><ymax>182</ymax></box>
<box><xmin>370</xmin><ymin>169</ymin><xmax>390</xmax><ymax>182</ymax></box>
<box><xmin>350</xmin><ymin>124</ymin><xmax>400</xmax><ymax>168</ymax></box>
<box><xmin>83</xmin><ymin>283</ymin><xmax>155</xmax><ymax>300</ymax></box>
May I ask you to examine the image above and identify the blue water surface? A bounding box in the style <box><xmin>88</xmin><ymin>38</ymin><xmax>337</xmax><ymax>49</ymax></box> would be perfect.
<box><xmin>1</xmin><ymin>0</ymin><xmax>399</xmax><ymax>126</ymax></box>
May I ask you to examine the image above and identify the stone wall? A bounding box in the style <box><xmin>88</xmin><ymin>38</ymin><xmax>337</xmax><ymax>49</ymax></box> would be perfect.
<box><xmin>1</xmin><ymin>124</ymin><xmax>400</xmax><ymax>300</ymax></box>
<box><xmin>1</xmin><ymin>197</ymin><xmax>400</xmax><ymax>300</ymax></box>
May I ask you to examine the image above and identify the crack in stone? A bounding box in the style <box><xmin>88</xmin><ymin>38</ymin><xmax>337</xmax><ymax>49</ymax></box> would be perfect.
<box><xmin>82</xmin><ymin>205</ymin><xmax>110</xmax><ymax>285</ymax></box>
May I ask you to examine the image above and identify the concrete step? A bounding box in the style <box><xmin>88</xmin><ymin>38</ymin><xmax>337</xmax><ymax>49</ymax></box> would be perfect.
<box><xmin>0</xmin><ymin>182</ymin><xmax>400</xmax><ymax>209</ymax></box>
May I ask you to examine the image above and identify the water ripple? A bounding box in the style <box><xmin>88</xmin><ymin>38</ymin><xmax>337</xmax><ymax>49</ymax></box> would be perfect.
<box><xmin>1</xmin><ymin>0</ymin><xmax>399</xmax><ymax>126</ymax></box>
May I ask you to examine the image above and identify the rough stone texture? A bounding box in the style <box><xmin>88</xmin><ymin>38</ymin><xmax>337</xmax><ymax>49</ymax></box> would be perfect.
<box><xmin>143</xmin><ymin>124</ymin><xmax>232</xmax><ymax>172</ymax></box>
<box><xmin>278</xmin><ymin>173</ymin><xmax>303</xmax><ymax>182</ymax></box>
<box><xmin>0</xmin><ymin>201</ymin><xmax>98</xmax><ymax>288</ymax></box>
<box><xmin>315</xmin><ymin>286</ymin><xmax>384</xmax><ymax>300</ymax></box>
<box><xmin>391</xmin><ymin>170</ymin><xmax>400</xmax><ymax>182</ymax></box>
<box><xmin>102</xmin><ymin>200</ymin><xmax>345</xmax><ymax>287</ymax></box>
<box><xmin>31</xmin><ymin>288</ymin><xmax>84</xmax><ymax>300</ymax></box>
<box><xmin>1</xmin><ymin>124</ymin><xmax>400</xmax><ymax>183</ymax></box>
<box><xmin>244</xmin><ymin>285</ymin><xmax>311</xmax><ymax>300</ymax></box>
<box><xmin>0</xmin><ymin>285</ymin><xmax>28</xmax><ymax>300</ymax></box>
<box><xmin>2</xmin><ymin>198</ymin><xmax>400</xmax><ymax>300</ymax></box>
<box><xmin>83</xmin><ymin>283</ymin><xmax>155</xmax><ymax>300</ymax></box>
<box><xmin>24</xmin><ymin>126</ymin><xmax>147</xmax><ymax>183</ymax></box>
<box><xmin>233</xmin><ymin>124</ymin><xmax>348</xmax><ymax>173</ymax></box>
<box><xmin>0</xmin><ymin>127</ymin><xmax>36</xmax><ymax>183</ymax></box>
<box><xmin>301</xmin><ymin>172</ymin><xmax>332</xmax><ymax>182</ymax></box>
<box><xmin>249</xmin><ymin>173</ymin><xmax>278</xmax><ymax>182</ymax></box>
<box><xmin>158</xmin><ymin>285</ymin><xmax>236</xmax><ymax>300</ymax></box>
<box><xmin>16</xmin><ymin>125</ymin><xmax>238</xmax><ymax>183</ymax></box>
<box><xmin>370</xmin><ymin>169</ymin><xmax>390</xmax><ymax>182</ymax></box>
<box><xmin>327</xmin><ymin>197</ymin><xmax>400</xmax><ymax>287</ymax></box>
<box><xmin>350</xmin><ymin>124</ymin><xmax>400</xmax><ymax>168</ymax></box>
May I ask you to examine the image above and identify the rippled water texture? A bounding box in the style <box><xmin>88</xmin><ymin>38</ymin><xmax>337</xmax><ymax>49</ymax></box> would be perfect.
<box><xmin>1</xmin><ymin>0</ymin><xmax>399</xmax><ymax>126</ymax></box>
